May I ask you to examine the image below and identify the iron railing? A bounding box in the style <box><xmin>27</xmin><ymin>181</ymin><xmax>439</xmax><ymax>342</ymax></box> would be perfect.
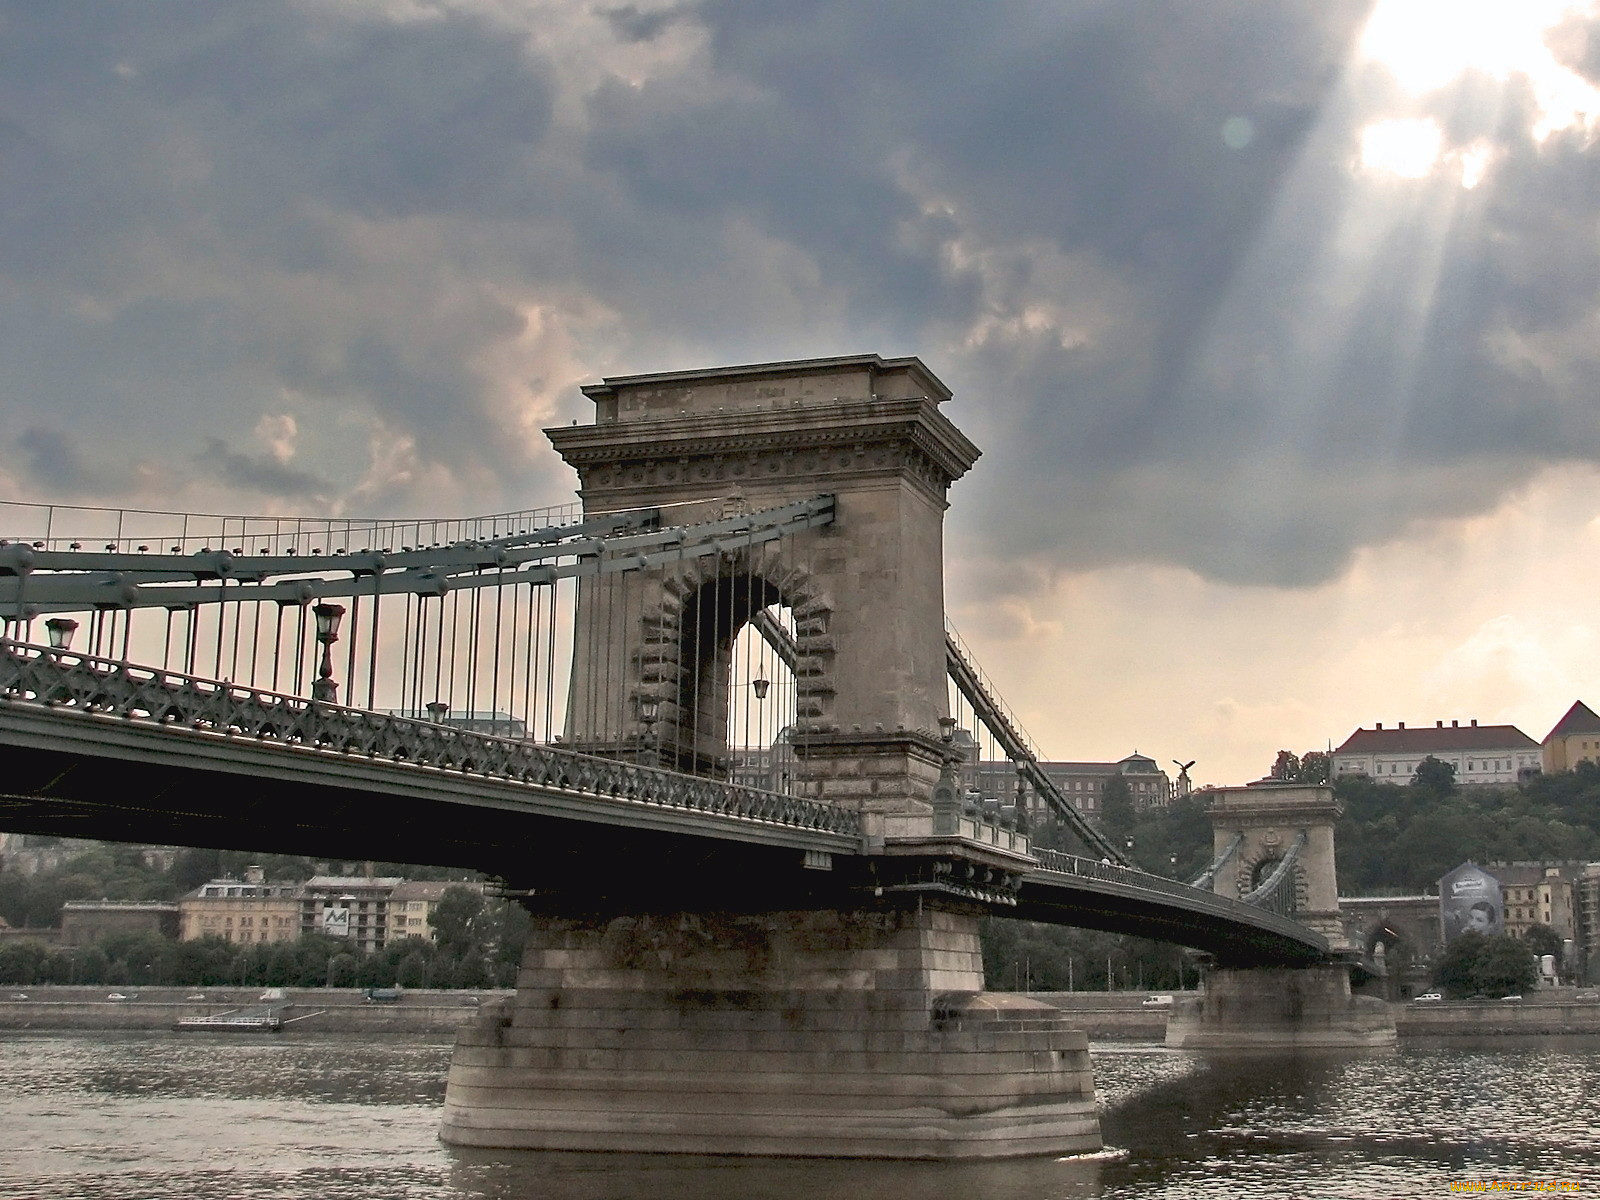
<box><xmin>1030</xmin><ymin>844</ymin><xmax>1320</xmax><ymax>944</ymax></box>
<box><xmin>0</xmin><ymin>642</ymin><xmax>861</xmax><ymax>839</ymax></box>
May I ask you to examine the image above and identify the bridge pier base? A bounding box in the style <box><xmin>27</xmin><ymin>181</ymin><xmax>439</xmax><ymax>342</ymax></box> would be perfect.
<box><xmin>1165</xmin><ymin>962</ymin><xmax>1396</xmax><ymax>1050</ymax></box>
<box><xmin>441</xmin><ymin>903</ymin><xmax>1101</xmax><ymax>1159</ymax></box>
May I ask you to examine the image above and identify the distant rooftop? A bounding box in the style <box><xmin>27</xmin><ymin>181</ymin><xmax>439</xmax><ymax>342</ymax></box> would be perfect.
<box><xmin>1335</xmin><ymin>721</ymin><xmax>1536</xmax><ymax>754</ymax></box>
<box><xmin>1544</xmin><ymin>700</ymin><xmax>1600</xmax><ymax>742</ymax></box>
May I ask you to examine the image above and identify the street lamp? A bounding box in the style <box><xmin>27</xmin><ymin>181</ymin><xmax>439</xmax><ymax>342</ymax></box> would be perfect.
<box><xmin>311</xmin><ymin>603</ymin><xmax>345</xmax><ymax>702</ymax></box>
<box><xmin>751</xmin><ymin>676</ymin><xmax>770</xmax><ymax>701</ymax></box>
<box><xmin>45</xmin><ymin>617</ymin><xmax>79</xmax><ymax>651</ymax></box>
<box><xmin>636</xmin><ymin>693</ymin><xmax>660</xmax><ymax>763</ymax></box>
<box><xmin>426</xmin><ymin>700</ymin><xmax>450</xmax><ymax>723</ymax></box>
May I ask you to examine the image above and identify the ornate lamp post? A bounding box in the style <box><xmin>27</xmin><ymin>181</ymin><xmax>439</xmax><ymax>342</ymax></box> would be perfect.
<box><xmin>45</xmin><ymin>617</ymin><xmax>79</xmax><ymax>652</ymax></box>
<box><xmin>311</xmin><ymin>603</ymin><xmax>345</xmax><ymax>702</ymax></box>
<box><xmin>932</xmin><ymin>716</ymin><xmax>962</xmax><ymax>834</ymax></box>
<box><xmin>636</xmin><ymin>693</ymin><xmax>660</xmax><ymax>765</ymax></box>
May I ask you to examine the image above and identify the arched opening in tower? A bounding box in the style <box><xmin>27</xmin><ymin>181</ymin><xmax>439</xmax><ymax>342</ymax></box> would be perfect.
<box><xmin>663</xmin><ymin>566</ymin><xmax>799</xmax><ymax>786</ymax></box>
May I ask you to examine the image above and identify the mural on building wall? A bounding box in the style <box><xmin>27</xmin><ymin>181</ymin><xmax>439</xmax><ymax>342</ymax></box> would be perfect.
<box><xmin>1439</xmin><ymin>862</ymin><xmax>1504</xmax><ymax>942</ymax></box>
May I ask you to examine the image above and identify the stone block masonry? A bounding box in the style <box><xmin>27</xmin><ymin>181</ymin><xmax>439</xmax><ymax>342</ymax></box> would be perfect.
<box><xmin>441</xmin><ymin>903</ymin><xmax>1102</xmax><ymax>1159</ymax></box>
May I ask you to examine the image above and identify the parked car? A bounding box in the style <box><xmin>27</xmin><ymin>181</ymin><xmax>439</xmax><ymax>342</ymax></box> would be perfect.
<box><xmin>1413</xmin><ymin>992</ymin><xmax>1443</xmax><ymax>1003</ymax></box>
<box><xmin>1576</xmin><ymin>991</ymin><xmax>1599</xmax><ymax>1001</ymax></box>
<box><xmin>1141</xmin><ymin>994</ymin><xmax>1174</xmax><ymax>1008</ymax></box>
<box><xmin>259</xmin><ymin>988</ymin><xmax>286</xmax><ymax>1002</ymax></box>
<box><xmin>106</xmin><ymin>992</ymin><xmax>127</xmax><ymax>1001</ymax></box>
<box><xmin>185</xmin><ymin>993</ymin><xmax>207</xmax><ymax>1001</ymax></box>
<box><xmin>1501</xmin><ymin>994</ymin><xmax>1523</xmax><ymax>1002</ymax></box>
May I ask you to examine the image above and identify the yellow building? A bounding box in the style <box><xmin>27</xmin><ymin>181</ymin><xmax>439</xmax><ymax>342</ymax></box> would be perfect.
<box><xmin>179</xmin><ymin>866</ymin><xmax>301</xmax><ymax>946</ymax></box>
<box><xmin>389</xmin><ymin>879</ymin><xmax>484</xmax><ymax>943</ymax></box>
<box><xmin>1542</xmin><ymin>701</ymin><xmax>1600</xmax><ymax>774</ymax></box>
<box><xmin>1494</xmin><ymin>863</ymin><xmax>1577</xmax><ymax>945</ymax></box>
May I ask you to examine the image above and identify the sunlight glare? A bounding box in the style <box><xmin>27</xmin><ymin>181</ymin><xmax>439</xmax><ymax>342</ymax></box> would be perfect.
<box><xmin>1359</xmin><ymin>0</ymin><xmax>1600</xmax><ymax>141</ymax></box>
<box><xmin>1359</xmin><ymin>118</ymin><xmax>1444</xmax><ymax>178</ymax></box>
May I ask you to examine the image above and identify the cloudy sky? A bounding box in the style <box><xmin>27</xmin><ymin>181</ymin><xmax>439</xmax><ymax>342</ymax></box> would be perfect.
<box><xmin>4</xmin><ymin>0</ymin><xmax>1600</xmax><ymax>784</ymax></box>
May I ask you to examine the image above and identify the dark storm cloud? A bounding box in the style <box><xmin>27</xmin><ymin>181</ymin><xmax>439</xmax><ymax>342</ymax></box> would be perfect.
<box><xmin>16</xmin><ymin>429</ymin><xmax>95</xmax><ymax>494</ymax></box>
<box><xmin>1</xmin><ymin>1</ymin><xmax>1597</xmax><ymax>588</ymax></box>
<box><xmin>195</xmin><ymin>438</ymin><xmax>331</xmax><ymax>501</ymax></box>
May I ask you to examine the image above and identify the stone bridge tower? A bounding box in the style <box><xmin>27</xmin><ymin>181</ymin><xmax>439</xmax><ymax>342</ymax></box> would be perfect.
<box><xmin>1166</xmin><ymin>780</ymin><xmax>1394</xmax><ymax>1049</ymax></box>
<box><xmin>1205</xmin><ymin>779</ymin><xmax>1349</xmax><ymax>950</ymax></box>
<box><xmin>545</xmin><ymin>354</ymin><xmax>980</xmax><ymax>823</ymax></box>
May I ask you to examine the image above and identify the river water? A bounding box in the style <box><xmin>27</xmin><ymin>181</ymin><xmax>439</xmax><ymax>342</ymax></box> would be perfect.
<box><xmin>1</xmin><ymin>1033</ymin><xmax>1596</xmax><ymax>1199</ymax></box>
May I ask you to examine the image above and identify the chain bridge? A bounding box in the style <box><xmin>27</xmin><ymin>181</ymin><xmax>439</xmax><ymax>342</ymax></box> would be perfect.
<box><xmin>0</xmin><ymin>354</ymin><xmax>1366</xmax><ymax>1159</ymax></box>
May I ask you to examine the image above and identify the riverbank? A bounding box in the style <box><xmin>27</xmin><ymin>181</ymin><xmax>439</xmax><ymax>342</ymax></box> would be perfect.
<box><xmin>0</xmin><ymin>986</ymin><xmax>510</xmax><ymax>1034</ymax></box>
<box><xmin>1024</xmin><ymin>990</ymin><xmax>1600</xmax><ymax>1039</ymax></box>
<box><xmin>7</xmin><ymin>986</ymin><xmax>1599</xmax><ymax>1038</ymax></box>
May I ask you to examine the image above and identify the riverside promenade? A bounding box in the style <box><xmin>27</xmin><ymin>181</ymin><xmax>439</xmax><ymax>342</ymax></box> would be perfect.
<box><xmin>0</xmin><ymin>986</ymin><xmax>505</xmax><ymax>1034</ymax></box>
<box><xmin>6</xmin><ymin>986</ymin><xmax>1599</xmax><ymax>1038</ymax></box>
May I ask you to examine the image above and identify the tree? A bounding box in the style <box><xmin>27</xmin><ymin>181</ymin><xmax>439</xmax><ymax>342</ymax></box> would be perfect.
<box><xmin>1412</xmin><ymin>756</ymin><xmax>1457</xmax><ymax>797</ymax></box>
<box><xmin>1433</xmin><ymin>931</ymin><xmax>1539</xmax><ymax>998</ymax></box>
<box><xmin>1271</xmin><ymin>751</ymin><xmax>1302</xmax><ymax>782</ymax></box>
<box><xmin>1299</xmin><ymin>751</ymin><xmax>1330</xmax><ymax>785</ymax></box>
<box><xmin>429</xmin><ymin>886</ymin><xmax>489</xmax><ymax>958</ymax></box>
<box><xmin>1100</xmin><ymin>776</ymin><xmax>1136</xmax><ymax>844</ymax></box>
<box><xmin>1523</xmin><ymin>923</ymin><xmax>1564</xmax><ymax>973</ymax></box>
<box><xmin>1474</xmin><ymin>936</ymin><xmax>1538</xmax><ymax>997</ymax></box>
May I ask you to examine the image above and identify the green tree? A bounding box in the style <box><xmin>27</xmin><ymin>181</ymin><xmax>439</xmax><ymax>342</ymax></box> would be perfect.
<box><xmin>1411</xmin><ymin>756</ymin><xmax>1457</xmax><ymax>797</ymax></box>
<box><xmin>0</xmin><ymin>940</ymin><xmax>50</xmax><ymax>986</ymax></box>
<box><xmin>395</xmin><ymin>950</ymin><xmax>429</xmax><ymax>989</ymax></box>
<box><xmin>429</xmin><ymin>886</ymin><xmax>489</xmax><ymax>958</ymax></box>
<box><xmin>1271</xmin><ymin>751</ymin><xmax>1301</xmax><ymax>781</ymax></box>
<box><xmin>1474</xmin><ymin>936</ymin><xmax>1538</xmax><ymax>997</ymax></box>
<box><xmin>1298</xmin><ymin>751</ymin><xmax>1331</xmax><ymax>784</ymax></box>
<box><xmin>1523</xmin><ymin>924</ymin><xmax>1564</xmax><ymax>972</ymax></box>
<box><xmin>1433</xmin><ymin>931</ymin><xmax>1539</xmax><ymax>998</ymax></box>
<box><xmin>1100</xmin><ymin>776</ymin><xmax>1136</xmax><ymax>845</ymax></box>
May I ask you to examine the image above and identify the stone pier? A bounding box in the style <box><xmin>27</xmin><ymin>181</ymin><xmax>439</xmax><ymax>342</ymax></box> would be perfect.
<box><xmin>441</xmin><ymin>903</ymin><xmax>1101</xmax><ymax>1159</ymax></box>
<box><xmin>1165</xmin><ymin>779</ymin><xmax>1396</xmax><ymax>1050</ymax></box>
<box><xmin>1165</xmin><ymin>962</ymin><xmax>1396</xmax><ymax>1049</ymax></box>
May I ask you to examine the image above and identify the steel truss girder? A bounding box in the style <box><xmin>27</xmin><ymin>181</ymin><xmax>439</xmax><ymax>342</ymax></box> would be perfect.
<box><xmin>0</xmin><ymin>642</ymin><xmax>861</xmax><ymax>844</ymax></box>
<box><xmin>0</xmin><ymin>496</ymin><xmax>835</xmax><ymax>617</ymax></box>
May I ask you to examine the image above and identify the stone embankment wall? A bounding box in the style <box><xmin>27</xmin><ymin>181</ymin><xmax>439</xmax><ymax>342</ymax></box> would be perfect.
<box><xmin>1396</xmin><ymin>998</ymin><xmax>1600</xmax><ymax>1036</ymax></box>
<box><xmin>0</xmin><ymin>986</ymin><xmax>508</xmax><ymax>1034</ymax></box>
<box><xmin>1023</xmin><ymin>991</ymin><xmax>1176</xmax><ymax>1039</ymax></box>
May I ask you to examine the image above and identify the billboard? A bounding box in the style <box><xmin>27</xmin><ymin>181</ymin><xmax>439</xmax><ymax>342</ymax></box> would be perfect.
<box><xmin>1438</xmin><ymin>862</ymin><xmax>1504</xmax><ymax>942</ymax></box>
<box><xmin>321</xmin><ymin>904</ymin><xmax>351</xmax><ymax>938</ymax></box>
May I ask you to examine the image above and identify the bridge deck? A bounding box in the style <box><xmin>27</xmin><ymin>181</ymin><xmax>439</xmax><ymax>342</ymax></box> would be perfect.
<box><xmin>0</xmin><ymin>643</ymin><xmax>1328</xmax><ymax>963</ymax></box>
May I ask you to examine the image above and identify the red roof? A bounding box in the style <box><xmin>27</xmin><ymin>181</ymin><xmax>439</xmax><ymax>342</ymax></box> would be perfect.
<box><xmin>1544</xmin><ymin>701</ymin><xmax>1600</xmax><ymax>742</ymax></box>
<box><xmin>1334</xmin><ymin>723</ymin><xmax>1537</xmax><ymax>755</ymax></box>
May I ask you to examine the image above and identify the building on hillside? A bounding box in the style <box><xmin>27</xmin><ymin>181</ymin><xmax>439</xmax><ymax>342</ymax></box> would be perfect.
<box><xmin>1490</xmin><ymin>862</ymin><xmax>1580</xmax><ymax>947</ymax></box>
<box><xmin>1578</xmin><ymin>863</ymin><xmax>1600</xmax><ymax>984</ymax></box>
<box><xmin>58</xmin><ymin>901</ymin><xmax>180</xmax><ymax>946</ymax></box>
<box><xmin>298</xmin><ymin>876</ymin><xmax>404</xmax><ymax>953</ymax></box>
<box><xmin>0</xmin><ymin>915</ymin><xmax>61</xmax><ymax>947</ymax></box>
<box><xmin>178</xmin><ymin>865</ymin><xmax>301</xmax><ymax>946</ymax></box>
<box><xmin>1331</xmin><ymin>720</ymin><xmax>1540</xmax><ymax>785</ymax></box>
<box><xmin>1542</xmin><ymin>701</ymin><xmax>1600</xmax><ymax>774</ymax></box>
<box><xmin>971</xmin><ymin>751</ymin><xmax>1173</xmax><ymax>820</ymax></box>
<box><xmin>389</xmin><ymin>879</ymin><xmax>485</xmax><ymax>943</ymax></box>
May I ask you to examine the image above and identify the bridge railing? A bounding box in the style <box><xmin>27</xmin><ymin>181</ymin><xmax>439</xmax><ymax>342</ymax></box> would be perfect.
<box><xmin>0</xmin><ymin>642</ymin><xmax>861</xmax><ymax>840</ymax></box>
<box><xmin>1029</xmin><ymin>845</ymin><xmax>1325</xmax><ymax>946</ymax></box>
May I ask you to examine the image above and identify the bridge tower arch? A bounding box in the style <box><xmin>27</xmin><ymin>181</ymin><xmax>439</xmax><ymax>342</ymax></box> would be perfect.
<box><xmin>1206</xmin><ymin>779</ymin><xmax>1348</xmax><ymax>949</ymax></box>
<box><xmin>546</xmin><ymin>355</ymin><xmax>980</xmax><ymax>820</ymax></box>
